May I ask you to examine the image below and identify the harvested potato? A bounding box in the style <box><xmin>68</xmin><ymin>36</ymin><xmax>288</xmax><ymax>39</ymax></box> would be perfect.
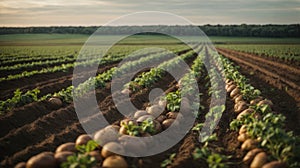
<box><xmin>146</xmin><ymin>105</ymin><xmax>164</xmax><ymax>117</ymax></box>
<box><xmin>241</xmin><ymin>139</ymin><xmax>258</xmax><ymax>151</ymax></box>
<box><xmin>237</xmin><ymin>108</ymin><xmax>255</xmax><ymax>120</ymax></box>
<box><xmin>55</xmin><ymin>142</ymin><xmax>76</xmax><ymax>153</ymax></box>
<box><xmin>234</xmin><ymin>101</ymin><xmax>248</xmax><ymax>113</ymax></box>
<box><xmin>76</xmin><ymin>134</ymin><xmax>92</xmax><ymax>146</ymax></box>
<box><xmin>230</xmin><ymin>87</ymin><xmax>240</xmax><ymax>98</ymax></box>
<box><xmin>156</xmin><ymin>115</ymin><xmax>166</xmax><ymax>123</ymax></box>
<box><xmin>238</xmin><ymin>133</ymin><xmax>249</xmax><ymax>142</ymax></box>
<box><xmin>26</xmin><ymin>152</ymin><xmax>56</xmax><ymax>168</ymax></box>
<box><xmin>101</xmin><ymin>142</ymin><xmax>125</xmax><ymax>158</ymax></box>
<box><xmin>54</xmin><ymin>151</ymin><xmax>74</xmax><ymax>164</ymax></box>
<box><xmin>48</xmin><ymin>97</ymin><xmax>62</xmax><ymax>108</ymax></box>
<box><xmin>239</xmin><ymin>125</ymin><xmax>247</xmax><ymax>135</ymax></box>
<box><xmin>162</xmin><ymin>119</ymin><xmax>176</xmax><ymax>130</ymax></box>
<box><xmin>250</xmin><ymin>152</ymin><xmax>268</xmax><ymax>168</ymax></box>
<box><xmin>262</xmin><ymin>161</ymin><xmax>287</xmax><ymax>168</ymax></box>
<box><xmin>133</xmin><ymin>110</ymin><xmax>148</xmax><ymax>119</ymax></box>
<box><xmin>102</xmin><ymin>155</ymin><xmax>128</xmax><ymax>168</ymax></box>
<box><xmin>243</xmin><ymin>148</ymin><xmax>263</xmax><ymax>165</ymax></box>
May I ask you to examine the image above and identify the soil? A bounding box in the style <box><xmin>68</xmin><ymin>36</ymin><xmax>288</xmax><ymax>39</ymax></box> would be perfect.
<box><xmin>0</xmin><ymin>47</ymin><xmax>299</xmax><ymax>168</ymax></box>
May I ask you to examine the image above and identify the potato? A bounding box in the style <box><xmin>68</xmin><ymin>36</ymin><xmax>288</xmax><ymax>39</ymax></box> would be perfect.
<box><xmin>226</xmin><ymin>84</ymin><xmax>236</xmax><ymax>93</ymax></box>
<box><xmin>101</xmin><ymin>142</ymin><xmax>125</xmax><ymax>158</ymax></box>
<box><xmin>257</xmin><ymin>99</ymin><xmax>273</xmax><ymax>107</ymax></box>
<box><xmin>136</xmin><ymin>115</ymin><xmax>154</xmax><ymax>123</ymax></box>
<box><xmin>55</xmin><ymin>142</ymin><xmax>76</xmax><ymax>153</ymax></box>
<box><xmin>241</xmin><ymin>139</ymin><xmax>258</xmax><ymax>151</ymax></box>
<box><xmin>250</xmin><ymin>96</ymin><xmax>263</xmax><ymax>105</ymax></box>
<box><xmin>239</xmin><ymin>125</ymin><xmax>248</xmax><ymax>135</ymax></box>
<box><xmin>133</xmin><ymin>110</ymin><xmax>148</xmax><ymax>119</ymax></box>
<box><xmin>243</xmin><ymin>148</ymin><xmax>263</xmax><ymax>165</ymax></box>
<box><xmin>94</xmin><ymin>128</ymin><xmax>119</xmax><ymax>146</ymax></box>
<box><xmin>102</xmin><ymin>155</ymin><xmax>128</xmax><ymax>168</ymax></box>
<box><xmin>262</xmin><ymin>161</ymin><xmax>287</xmax><ymax>168</ymax></box>
<box><xmin>162</xmin><ymin>119</ymin><xmax>176</xmax><ymax>130</ymax></box>
<box><xmin>237</xmin><ymin>133</ymin><xmax>249</xmax><ymax>142</ymax></box>
<box><xmin>54</xmin><ymin>151</ymin><xmax>74</xmax><ymax>164</ymax></box>
<box><xmin>234</xmin><ymin>101</ymin><xmax>248</xmax><ymax>113</ymax></box>
<box><xmin>48</xmin><ymin>97</ymin><xmax>62</xmax><ymax>108</ymax></box>
<box><xmin>250</xmin><ymin>152</ymin><xmax>268</xmax><ymax>168</ymax></box>
<box><xmin>234</xmin><ymin>95</ymin><xmax>244</xmax><ymax>104</ymax></box>
<box><xmin>105</xmin><ymin>125</ymin><xmax>120</xmax><ymax>132</ymax></box>
<box><xmin>26</xmin><ymin>152</ymin><xmax>57</xmax><ymax>168</ymax></box>
<box><xmin>76</xmin><ymin>134</ymin><xmax>92</xmax><ymax>146</ymax></box>
<box><xmin>156</xmin><ymin>115</ymin><xmax>167</xmax><ymax>123</ymax></box>
<box><xmin>166</xmin><ymin>112</ymin><xmax>180</xmax><ymax>119</ymax></box>
<box><xmin>88</xmin><ymin>150</ymin><xmax>102</xmax><ymax>162</ymax></box>
<box><xmin>225</xmin><ymin>79</ymin><xmax>231</xmax><ymax>84</ymax></box>
<box><xmin>146</xmin><ymin>105</ymin><xmax>164</xmax><ymax>118</ymax></box>
<box><xmin>153</xmin><ymin>120</ymin><xmax>162</xmax><ymax>133</ymax></box>
<box><xmin>230</xmin><ymin>87</ymin><xmax>240</xmax><ymax>98</ymax></box>
<box><xmin>14</xmin><ymin>162</ymin><xmax>26</xmax><ymax>168</ymax></box>
<box><xmin>237</xmin><ymin>108</ymin><xmax>255</xmax><ymax>120</ymax></box>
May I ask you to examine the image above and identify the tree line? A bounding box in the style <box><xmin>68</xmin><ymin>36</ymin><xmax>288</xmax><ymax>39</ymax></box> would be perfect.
<box><xmin>0</xmin><ymin>24</ymin><xmax>299</xmax><ymax>37</ymax></box>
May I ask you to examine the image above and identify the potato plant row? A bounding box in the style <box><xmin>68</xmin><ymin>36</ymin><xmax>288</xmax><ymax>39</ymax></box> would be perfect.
<box><xmin>208</xmin><ymin>48</ymin><xmax>300</xmax><ymax>168</ymax></box>
<box><xmin>0</xmin><ymin>46</ymin><xmax>193</xmax><ymax>114</ymax></box>
<box><xmin>13</xmin><ymin>46</ymin><xmax>205</xmax><ymax>168</ymax></box>
<box><xmin>217</xmin><ymin>44</ymin><xmax>300</xmax><ymax>62</ymax></box>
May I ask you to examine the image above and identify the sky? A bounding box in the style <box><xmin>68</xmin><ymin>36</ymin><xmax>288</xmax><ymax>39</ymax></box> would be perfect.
<box><xmin>0</xmin><ymin>0</ymin><xmax>299</xmax><ymax>26</ymax></box>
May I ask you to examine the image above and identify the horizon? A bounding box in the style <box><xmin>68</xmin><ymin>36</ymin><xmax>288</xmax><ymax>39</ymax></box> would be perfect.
<box><xmin>0</xmin><ymin>0</ymin><xmax>299</xmax><ymax>27</ymax></box>
<box><xmin>0</xmin><ymin>23</ymin><xmax>299</xmax><ymax>28</ymax></box>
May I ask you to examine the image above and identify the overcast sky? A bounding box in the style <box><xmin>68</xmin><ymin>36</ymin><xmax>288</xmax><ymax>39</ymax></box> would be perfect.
<box><xmin>0</xmin><ymin>0</ymin><xmax>299</xmax><ymax>26</ymax></box>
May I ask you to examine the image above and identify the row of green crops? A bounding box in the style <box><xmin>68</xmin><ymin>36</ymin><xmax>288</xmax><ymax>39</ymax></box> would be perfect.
<box><xmin>0</xmin><ymin>46</ymin><xmax>193</xmax><ymax>114</ymax></box>
<box><xmin>217</xmin><ymin>44</ymin><xmax>300</xmax><ymax>62</ymax></box>
<box><xmin>207</xmin><ymin>47</ymin><xmax>300</xmax><ymax>167</ymax></box>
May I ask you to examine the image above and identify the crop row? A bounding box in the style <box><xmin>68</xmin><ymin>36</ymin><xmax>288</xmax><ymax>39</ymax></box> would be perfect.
<box><xmin>13</xmin><ymin>45</ymin><xmax>205</xmax><ymax>168</ymax></box>
<box><xmin>208</xmin><ymin>47</ymin><xmax>300</xmax><ymax>168</ymax></box>
<box><xmin>216</xmin><ymin>44</ymin><xmax>300</xmax><ymax>62</ymax></box>
<box><xmin>0</xmin><ymin>46</ymin><xmax>193</xmax><ymax>114</ymax></box>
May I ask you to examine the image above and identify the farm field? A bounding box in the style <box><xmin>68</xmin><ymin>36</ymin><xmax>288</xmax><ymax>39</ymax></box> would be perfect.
<box><xmin>0</xmin><ymin>34</ymin><xmax>299</xmax><ymax>168</ymax></box>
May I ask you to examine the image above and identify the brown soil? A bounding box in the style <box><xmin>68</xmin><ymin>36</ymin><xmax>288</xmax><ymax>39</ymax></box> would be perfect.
<box><xmin>218</xmin><ymin>48</ymin><xmax>300</xmax><ymax>135</ymax></box>
<box><xmin>1</xmin><ymin>47</ymin><xmax>299</xmax><ymax>168</ymax></box>
<box><xmin>217</xmin><ymin>48</ymin><xmax>300</xmax><ymax>106</ymax></box>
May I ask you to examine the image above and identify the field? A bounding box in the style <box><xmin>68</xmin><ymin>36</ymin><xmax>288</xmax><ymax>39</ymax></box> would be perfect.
<box><xmin>0</xmin><ymin>34</ymin><xmax>299</xmax><ymax>168</ymax></box>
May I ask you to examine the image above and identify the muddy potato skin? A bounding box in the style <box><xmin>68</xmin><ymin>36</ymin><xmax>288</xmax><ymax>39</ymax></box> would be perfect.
<box><xmin>54</xmin><ymin>151</ymin><xmax>74</xmax><ymax>164</ymax></box>
<box><xmin>133</xmin><ymin>110</ymin><xmax>148</xmax><ymax>119</ymax></box>
<box><xmin>262</xmin><ymin>161</ymin><xmax>287</xmax><ymax>168</ymax></box>
<box><xmin>241</xmin><ymin>139</ymin><xmax>258</xmax><ymax>151</ymax></box>
<box><xmin>243</xmin><ymin>148</ymin><xmax>263</xmax><ymax>165</ymax></box>
<box><xmin>26</xmin><ymin>152</ymin><xmax>57</xmax><ymax>168</ymax></box>
<box><xmin>48</xmin><ymin>97</ymin><xmax>62</xmax><ymax>108</ymax></box>
<box><xmin>101</xmin><ymin>142</ymin><xmax>125</xmax><ymax>158</ymax></box>
<box><xmin>102</xmin><ymin>155</ymin><xmax>128</xmax><ymax>168</ymax></box>
<box><xmin>162</xmin><ymin>119</ymin><xmax>175</xmax><ymax>129</ymax></box>
<box><xmin>55</xmin><ymin>142</ymin><xmax>76</xmax><ymax>153</ymax></box>
<box><xmin>76</xmin><ymin>134</ymin><xmax>92</xmax><ymax>146</ymax></box>
<box><xmin>250</xmin><ymin>152</ymin><xmax>268</xmax><ymax>168</ymax></box>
